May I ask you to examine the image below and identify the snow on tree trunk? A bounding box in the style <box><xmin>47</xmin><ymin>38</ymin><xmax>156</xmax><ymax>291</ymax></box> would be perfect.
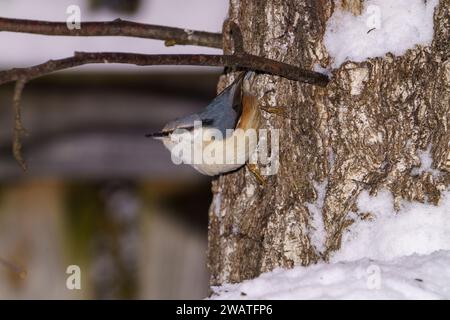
<box><xmin>208</xmin><ymin>0</ymin><xmax>450</xmax><ymax>286</ymax></box>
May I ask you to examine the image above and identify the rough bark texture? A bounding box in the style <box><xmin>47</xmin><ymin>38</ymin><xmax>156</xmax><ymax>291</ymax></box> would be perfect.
<box><xmin>208</xmin><ymin>0</ymin><xmax>450</xmax><ymax>286</ymax></box>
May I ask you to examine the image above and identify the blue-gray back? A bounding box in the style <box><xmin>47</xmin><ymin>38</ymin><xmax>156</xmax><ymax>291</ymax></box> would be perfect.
<box><xmin>161</xmin><ymin>72</ymin><xmax>252</xmax><ymax>137</ymax></box>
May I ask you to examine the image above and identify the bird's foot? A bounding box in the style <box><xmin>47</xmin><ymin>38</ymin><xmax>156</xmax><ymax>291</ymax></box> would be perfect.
<box><xmin>246</xmin><ymin>163</ymin><xmax>266</xmax><ymax>186</ymax></box>
<box><xmin>260</xmin><ymin>106</ymin><xmax>285</xmax><ymax>116</ymax></box>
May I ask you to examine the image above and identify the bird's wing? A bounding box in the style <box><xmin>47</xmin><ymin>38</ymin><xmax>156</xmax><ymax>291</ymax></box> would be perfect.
<box><xmin>200</xmin><ymin>72</ymin><xmax>250</xmax><ymax>135</ymax></box>
<box><xmin>146</xmin><ymin>71</ymin><xmax>254</xmax><ymax>139</ymax></box>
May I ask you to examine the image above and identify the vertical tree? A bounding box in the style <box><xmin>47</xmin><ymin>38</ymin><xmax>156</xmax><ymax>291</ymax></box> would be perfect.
<box><xmin>208</xmin><ymin>0</ymin><xmax>449</xmax><ymax>285</ymax></box>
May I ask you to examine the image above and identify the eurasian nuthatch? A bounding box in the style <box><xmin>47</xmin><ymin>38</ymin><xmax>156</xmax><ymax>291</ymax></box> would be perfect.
<box><xmin>146</xmin><ymin>71</ymin><xmax>261</xmax><ymax>176</ymax></box>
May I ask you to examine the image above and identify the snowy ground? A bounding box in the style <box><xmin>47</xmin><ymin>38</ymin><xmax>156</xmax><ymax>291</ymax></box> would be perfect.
<box><xmin>211</xmin><ymin>250</ymin><xmax>450</xmax><ymax>299</ymax></box>
<box><xmin>211</xmin><ymin>188</ymin><xmax>450</xmax><ymax>300</ymax></box>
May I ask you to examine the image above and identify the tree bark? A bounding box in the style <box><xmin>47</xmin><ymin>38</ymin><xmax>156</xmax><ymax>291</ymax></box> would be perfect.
<box><xmin>208</xmin><ymin>0</ymin><xmax>450</xmax><ymax>285</ymax></box>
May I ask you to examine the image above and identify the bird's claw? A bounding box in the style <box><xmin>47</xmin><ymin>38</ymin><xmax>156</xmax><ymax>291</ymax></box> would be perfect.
<box><xmin>246</xmin><ymin>163</ymin><xmax>266</xmax><ymax>186</ymax></box>
<box><xmin>260</xmin><ymin>106</ymin><xmax>285</xmax><ymax>115</ymax></box>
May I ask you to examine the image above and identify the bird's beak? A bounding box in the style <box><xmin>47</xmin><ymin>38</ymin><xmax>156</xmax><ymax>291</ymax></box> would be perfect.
<box><xmin>145</xmin><ymin>131</ymin><xmax>169</xmax><ymax>139</ymax></box>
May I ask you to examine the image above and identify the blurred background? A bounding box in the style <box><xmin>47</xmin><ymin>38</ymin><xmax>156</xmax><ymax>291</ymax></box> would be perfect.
<box><xmin>0</xmin><ymin>0</ymin><xmax>228</xmax><ymax>299</ymax></box>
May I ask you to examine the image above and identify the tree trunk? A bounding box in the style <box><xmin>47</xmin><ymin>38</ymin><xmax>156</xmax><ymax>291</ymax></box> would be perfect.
<box><xmin>208</xmin><ymin>0</ymin><xmax>450</xmax><ymax>286</ymax></box>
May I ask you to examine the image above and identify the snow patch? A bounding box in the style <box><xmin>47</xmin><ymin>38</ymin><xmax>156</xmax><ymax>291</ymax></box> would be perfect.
<box><xmin>313</xmin><ymin>63</ymin><xmax>332</xmax><ymax>77</ymax></box>
<box><xmin>324</xmin><ymin>0</ymin><xmax>439</xmax><ymax>68</ymax></box>
<box><xmin>412</xmin><ymin>145</ymin><xmax>441</xmax><ymax>177</ymax></box>
<box><xmin>348</xmin><ymin>66</ymin><xmax>369</xmax><ymax>95</ymax></box>
<box><xmin>213</xmin><ymin>193</ymin><xmax>222</xmax><ymax>218</ymax></box>
<box><xmin>328</xmin><ymin>147</ymin><xmax>336</xmax><ymax>168</ymax></box>
<box><xmin>306</xmin><ymin>181</ymin><xmax>328</xmax><ymax>253</ymax></box>
<box><xmin>332</xmin><ymin>189</ymin><xmax>450</xmax><ymax>262</ymax></box>
<box><xmin>211</xmin><ymin>250</ymin><xmax>450</xmax><ymax>299</ymax></box>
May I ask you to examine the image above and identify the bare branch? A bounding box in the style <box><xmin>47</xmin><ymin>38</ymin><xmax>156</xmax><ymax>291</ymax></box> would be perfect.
<box><xmin>12</xmin><ymin>78</ymin><xmax>28</xmax><ymax>171</ymax></box>
<box><xmin>0</xmin><ymin>17</ymin><xmax>223</xmax><ymax>49</ymax></box>
<box><xmin>0</xmin><ymin>17</ymin><xmax>330</xmax><ymax>172</ymax></box>
<box><xmin>0</xmin><ymin>52</ymin><xmax>329</xmax><ymax>86</ymax></box>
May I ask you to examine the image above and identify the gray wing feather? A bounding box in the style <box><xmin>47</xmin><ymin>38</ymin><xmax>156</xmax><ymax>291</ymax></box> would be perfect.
<box><xmin>160</xmin><ymin>72</ymin><xmax>253</xmax><ymax>137</ymax></box>
<box><xmin>200</xmin><ymin>72</ymin><xmax>253</xmax><ymax>135</ymax></box>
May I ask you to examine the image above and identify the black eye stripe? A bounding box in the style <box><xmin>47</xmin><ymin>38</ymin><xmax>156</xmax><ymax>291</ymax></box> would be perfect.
<box><xmin>145</xmin><ymin>132</ymin><xmax>170</xmax><ymax>138</ymax></box>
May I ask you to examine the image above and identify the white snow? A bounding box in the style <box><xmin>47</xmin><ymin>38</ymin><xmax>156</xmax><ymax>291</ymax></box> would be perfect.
<box><xmin>324</xmin><ymin>0</ymin><xmax>439</xmax><ymax>68</ymax></box>
<box><xmin>411</xmin><ymin>145</ymin><xmax>441</xmax><ymax>177</ymax></box>
<box><xmin>213</xmin><ymin>192</ymin><xmax>222</xmax><ymax>218</ymax></box>
<box><xmin>211</xmin><ymin>250</ymin><xmax>450</xmax><ymax>299</ymax></box>
<box><xmin>313</xmin><ymin>63</ymin><xmax>333</xmax><ymax>78</ymax></box>
<box><xmin>306</xmin><ymin>180</ymin><xmax>328</xmax><ymax>254</ymax></box>
<box><xmin>212</xmin><ymin>188</ymin><xmax>450</xmax><ymax>299</ymax></box>
<box><xmin>333</xmin><ymin>189</ymin><xmax>450</xmax><ymax>262</ymax></box>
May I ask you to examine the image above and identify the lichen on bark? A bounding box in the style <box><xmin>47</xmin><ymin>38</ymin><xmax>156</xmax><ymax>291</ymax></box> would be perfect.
<box><xmin>208</xmin><ymin>0</ymin><xmax>450</xmax><ymax>286</ymax></box>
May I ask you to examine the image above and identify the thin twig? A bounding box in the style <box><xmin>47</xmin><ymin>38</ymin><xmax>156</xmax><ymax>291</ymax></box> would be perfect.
<box><xmin>0</xmin><ymin>17</ymin><xmax>223</xmax><ymax>49</ymax></box>
<box><xmin>0</xmin><ymin>52</ymin><xmax>329</xmax><ymax>86</ymax></box>
<box><xmin>12</xmin><ymin>78</ymin><xmax>28</xmax><ymax>171</ymax></box>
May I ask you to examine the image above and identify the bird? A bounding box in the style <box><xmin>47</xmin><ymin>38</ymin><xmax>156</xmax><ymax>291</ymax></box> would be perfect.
<box><xmin>146</xmin><ymin>71</ymin><xmax>261</xmax><ymax>176</ymax></box>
